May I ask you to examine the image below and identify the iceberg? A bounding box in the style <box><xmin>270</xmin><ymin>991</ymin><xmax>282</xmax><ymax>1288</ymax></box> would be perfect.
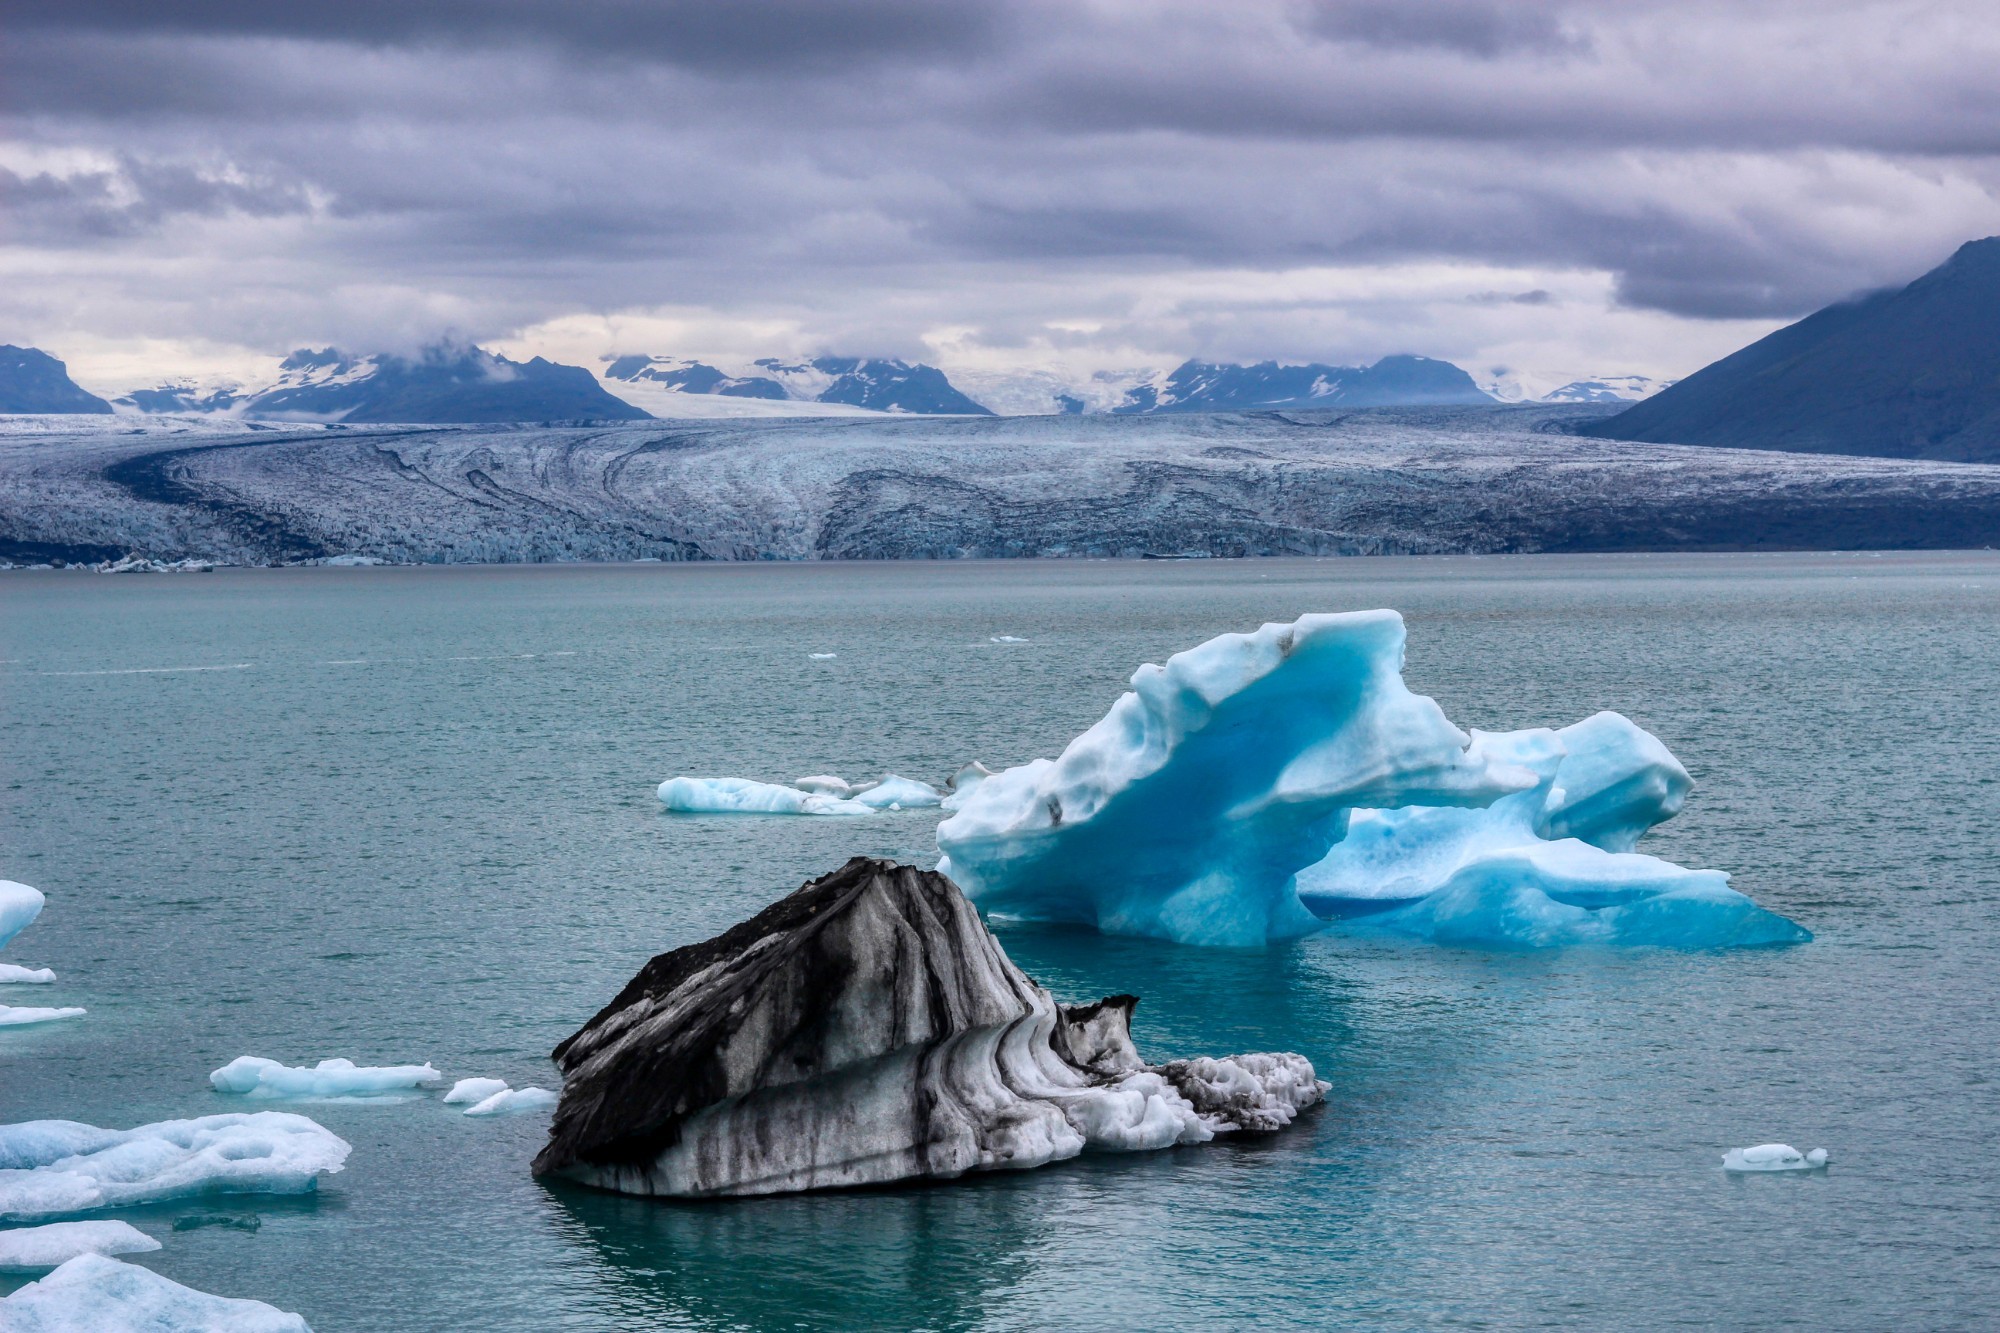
<box><xmin>0</xmin><ymin>880</ymin><xmax>45</xmax><ymax>951</ymax></box>
<box><xmin>210</xmin><ymin>1057</ymin><xmax>438</xmax><ymax>1099</ymax></box>
<box><xmin>658</xmin><ymin>776</ymin><xmax>874</xmax><ymax>816</ymax></box>
<box><xmin>0</xmin><ymin>965</ymin><xmax>57</xmax><ymax>984</ymax></box>
<box><xmin>534</xmin><ymin>858</ymin><xmax>1323</xmax><ymax>1197</ymax></box>
<box><xmin>793</xmin><ymin>775</ymin><xmax>853</xmax><ymax>795</ymax></box>
<box><xmin>936</xmin><ymin>611</ymin><xmax>1535</xmax><ymax>946</ymax></box>
<box><xmin>0</xmin><ymin>1006</ymin><xmax>86</xmax><ymax>1027</ymax></box>
<box><xmin>0</xmin><ymin>1113</ymin><xmax>350</xmax><ymax>1222</ymax></box>
<box><xmin>442</xmin><ymin>1077</ymin><xmax>510</xmax><ymax>1105</ymax></box>
<box><xmin>852</xmin><ymin>774</ymin><xmax>943</xmax><ymax>809</ymax></box>
<box><xmin>1297</xmin><ymin>716</ymin><xmax>1809</xmax><ymax>949</ymax></box>
<box><xmin>0</xmin><ymin>1220</ymin><xmax>160</xmax><ymax>1271</ymax></box>
<box><xmin>1723</xmin><ymin>1144</ymin><xmax>1829</xmax><ymax>1172</ymax></box>
<box><xmin>463</xmin><ymin>1087</ymin><xmax>558</xmax><ymax>1117</ymax></box>
<box><xmin>0</xmin><ymin>1254</ymin><xmax>311</xmax><ymax>1331</ymax></box>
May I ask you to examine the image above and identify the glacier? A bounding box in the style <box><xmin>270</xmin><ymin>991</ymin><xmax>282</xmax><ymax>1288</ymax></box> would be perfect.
<box><xmin>0</xmin><ymin>1220</ymin><xmax>160</xmax><ymax>1271</ymax></box>
<box><xmin>209</xmin><ymin>1056</ymin><xmax>438</xmax><ymax>1099</ymax></box>
<box><xmin>0</xmin><ymin>1254</ymin><xmax>311</xmax><ymax>1332</ymax></box>
<box><xmin>0</xmin><ymin>1113</ymin><xmax>350</xmax><ymax>1222</ymax></box>
<box><xmin>936</xmin><ymin>615</ymin><xmax>1806</xmax><ymax>949</ymax></box>
<box><xmin>936</xmin><ymin>611</ymin><xmax>1535</xmax><ymax>945</ymax></box>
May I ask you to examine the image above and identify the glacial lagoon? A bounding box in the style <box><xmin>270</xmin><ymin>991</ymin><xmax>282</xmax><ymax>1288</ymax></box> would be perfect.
<box><xmin>4</xmin><ymin>552</ymin><xmax>1998</xmax><ymax>1328</ymax></box>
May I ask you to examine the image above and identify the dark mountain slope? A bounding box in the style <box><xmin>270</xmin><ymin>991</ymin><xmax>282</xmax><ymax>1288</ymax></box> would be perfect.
<box><xmin>0</xmin><ymin>346</ymin><xmax>113</xmax><ymax>414</ymax></box>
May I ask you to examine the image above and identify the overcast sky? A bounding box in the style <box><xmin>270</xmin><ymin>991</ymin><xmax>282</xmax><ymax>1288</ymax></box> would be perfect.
<box><xmin>5</xmin><ymin>0</ymin><xmax>1998</xmax><ymax>395</ymax></box>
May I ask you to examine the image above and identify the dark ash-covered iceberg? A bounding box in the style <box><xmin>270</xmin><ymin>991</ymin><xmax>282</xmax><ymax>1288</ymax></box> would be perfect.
<box><xmin>533</xmin><ymin>858</ymin><xmax>1324</xmax><ymax>1197</ymax></box>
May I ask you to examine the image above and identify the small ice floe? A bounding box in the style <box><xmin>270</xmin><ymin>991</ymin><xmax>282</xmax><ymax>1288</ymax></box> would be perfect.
<box><xmin>852</xmin><ymin>775</ymin><xmax>943</xmax><ymax>809</ymax></box>
<box><xmin>0</xmin><ymin>879</ymin><xmax>45</xmax><ymax>951</ymax></box>
<box><xmin>1723</xmin><ymin>1143</ymin><xmax>1830</xmax><ymax>1172</ymax></box>
<box><xmin>463</xmin><ymin>1087</ymin><xmax>558</xmax><ymax>1117</ymax></box>
<box><xmin>0</xmin><ymin>1006</ymin><xmax>86</xmax><ymax>1027</ymax></box>
<box><xmin>989</xmin><ymin>635</ymin><xmax>1029</xmax><ymax>643</ymax></box>
<box><xmin>0</xmin><ymin>964</ymin><xmax>57</xmax><ymax>984</ymax></box>
<box><xmin>210</xmin><ymin>1056</ymin><xmax>438</xmax><ymax>1100</ymax></box>
<box><xmin>0</xmin><ymin>1112</ymin><xmax>350</xmax><ymax>1222</ymax></box>
<box><xmin>794</xmin><ymin>775</ymin><xmax>853</xmax><ymax>796</ymax></box>
<box><xmin>809</xmin><ymin>652</ymin><xmax>837</xmax><ymax>660</ymax></box>
<box><xmin>442</xmin><ymin>1077</ymin><xmax>511</xmax><ymax>1106</ymax></box>
<box><xmin>0</xmin><ymin>1220</ymin><xmax>160</xmax><ymax>1271</ymax></box>
<box><xmin>0</xmin><ymin>1253</ymin><xmax>311</xmax><ymax>1331</ymax></box>
<box><xmin>658</xmin><ymin>776</ymin><xmax>874</xmax><ymax>816</ymax></box>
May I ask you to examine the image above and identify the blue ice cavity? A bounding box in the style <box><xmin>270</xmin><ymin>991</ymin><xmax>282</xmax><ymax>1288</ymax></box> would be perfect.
<box><xmin>1296</xmin><ymin>715</ymin><xmax>1809</xmax><ymax>949</ymax></box>
<box><xmin>936</xmin><ymin>611</ymin><xmax>1536</xmax><ymax>945</ymax></box>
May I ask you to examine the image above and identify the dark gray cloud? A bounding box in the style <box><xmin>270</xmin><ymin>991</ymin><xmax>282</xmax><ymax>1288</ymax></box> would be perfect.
<box><xmin>1</xmin><ymin>0</ymin><xmax>1996</xmax><ymax>383</ymax></box>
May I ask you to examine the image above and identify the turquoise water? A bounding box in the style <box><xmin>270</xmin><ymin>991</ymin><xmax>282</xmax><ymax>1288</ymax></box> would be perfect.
<box><xmin>3</xmin><ymin>553</ymin><xmax>1997</xmax><ymax>1330</ymax></box>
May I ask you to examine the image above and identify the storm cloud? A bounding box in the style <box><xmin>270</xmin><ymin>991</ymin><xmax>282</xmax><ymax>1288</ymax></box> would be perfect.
<box><xmin>2</xmin><ymin>0</ymin><xmax>1997</xmax><ymax>391</ymax></box>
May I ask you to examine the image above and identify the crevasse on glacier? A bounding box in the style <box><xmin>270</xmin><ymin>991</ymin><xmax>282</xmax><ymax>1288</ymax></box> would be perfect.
<box><xmin>935</xmin><ymin>611</ymin><xmax>1808</xmax><ymax>949</ymax></box>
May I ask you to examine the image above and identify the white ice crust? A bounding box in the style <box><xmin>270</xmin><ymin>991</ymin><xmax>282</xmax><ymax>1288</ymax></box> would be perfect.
<box><xmin>442</xmin><ymin>1077</ymin><xmax>510</xmax><ymax>1105</ymax></box>
<box><xmin>463</xmin><ymin>1087</ymin><xmax>558</xmax><ymax>1117</ymax></box>
<box><xmin>0</xmin><ymin>1113</ymin><xmax>350</xmax><ymax>1222</ymax></box>
<box><xmin>0</xmin><ymin>965</ymin><xmax>57</xmax><ymax>984</ymax></box>
<box><xmin>0</xmin><ymin>880</ymin><xmax>46</xmax><ymax>952</ymax></box>
<box><xmin>0</xmin><ymin>1254</ymin><xmax>311</xmax><ymax>1331</ymax></box>
<box><xmin>658</xmin><ymin>776</ymin><xmax>874</xmax><ymax>816</ymax></box>
<box><xmin>1723</xmin><ymin>1143</ymin><xmax>1829</xmax><ymax>1171</ymax></box>
<box><xmin>0</xmin><ymin>1220</ymin><xmax>160</xmax><ymax>1271</ymax></box>
<box><xmin>0</xmin><ymin>1007</ymin><xmax>86</xmax><ymax>1027</ymax></box>
<box><xmin>937</xmin><ymin>611</ymin><xmax>1534</xmax><ymax>945</ymax></box>
<box><xmin>210</xmin><ymin>1057</ymin><xmax>438</xmax><ymax>1099</ymax></box>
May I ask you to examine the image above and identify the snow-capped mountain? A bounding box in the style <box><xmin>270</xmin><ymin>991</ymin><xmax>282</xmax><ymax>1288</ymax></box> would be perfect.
<box><xmin>1542</xmin><ymin>375</ymin><xmax>1676</xmax><ymax>403</ymax></box>
<box><xmin>602</xmin><ymin>355</ymin><xmax>992</xmax><ymax>416</ymax></box>
<box><xmin>0</xmin><ymin>346</ymin><xmax>113</xmax><ymax>414</ymax></box>
<box><xmin>1111</xmin><ymin>356</ymin><xmax>1493</xmax><ymax>413</ymax></box>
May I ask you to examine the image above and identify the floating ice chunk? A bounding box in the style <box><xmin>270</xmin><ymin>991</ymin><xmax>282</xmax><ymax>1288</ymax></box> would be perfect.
<box><xmin>852</xmin><ymin>775</ymin><xmax>942</xmax><ymax>809</ymax></box>
<box><xmin>1297</xmin><ymin>719</ymin><xmax>1808</xmax><ymax>949</ymax></box>
<box><xmin>0</xmin><ymin>880</ymin><xmax>45</xmax><ymax>951</ymax></box>
<box><xmin>0</xmin><ymin>1220</ymin><xmax>160</xmax><ymax>1271</ymax></box>
<box><xmin>0</xmin><ymin>1006</ymin><xmax>85</xmax><ymax>1027</ymax></box>
<box><xmin>0</xmin><ymin>1254</ymin><xmax>312</xmax><ymax>1331</ymax></box>
<box><xmin>210</xmin><ymin>1056</ymin><xmax>438</xmax><ymax>1099</ymax></box>
<box><xmin>939</xmin><ymin>762</ymin><xmax>994</xmax><ymax>813</ymax></box>
<box><xmin>442</xmin><ymin>1077</ymin><xmax>510</xmax><ymax>1105</ymax></box>
<box><xmin>0</xmin><ymin>1112</ymin><xmax>350</xmax><ymax>1222</ymax></box>
<box><xmin>463</xmin><ymin>1087</ymin><xmax>558</xmax><ymax>1117</ymax></box>
<box><xmin>936</xmin><ymin>611</ymin><xmax>1535</xmax><ymax>945</ymax></box>
<box><xmin>990</xmin><ymin>635</ymin><xmax>1029</xmax><ymax>643</ymax></box>
<box><xmin>0</xmin><ymin>965</ymin><xmax>57</xmax><ymax>984</ymax></box>
<box><xmin>794</xmin><ymin>775</ymin><xmax>852</xmax><ymax>796</ymax></box>
<box><xmin>657</xmin><ymin>776</ymin><xmax>874</xmax><ymax>816</ymax></box>
<box><xmin>809</xmin><ymin>652</ymin><xmax>837</xmax><ymax>660</ymax></box>
<box><xmin>1723</xmin><ymin>1143</ymin><xmax>1829</xmax><ymax>1171</ymax></box>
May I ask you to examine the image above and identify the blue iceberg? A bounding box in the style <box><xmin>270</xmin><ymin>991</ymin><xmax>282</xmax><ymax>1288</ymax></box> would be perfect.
<box><xmin>936</xmin><ymin>613</ymin><xmax>1807</xmax><ymax>950</ymax></box>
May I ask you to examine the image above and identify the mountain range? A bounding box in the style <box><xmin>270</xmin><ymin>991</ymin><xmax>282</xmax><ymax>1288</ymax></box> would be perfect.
<box><xmin>1112</xmin><ymin>355</ymin><xmax>1493</xmax><ymax>412</ymax></box>
<box><xmin>1583</xmin><ymin>236</ymin><xmax>2000</xmax><ymax>461</ymax></box>
<box><xmin>0</xmin><ymin>346</ymin><xmax>113</xmax><ymax>414</ymax></box>
<box><xmin>603</xmin><ymin>355</ymin><xmax>992</xmax><ymax>415</ymax></box>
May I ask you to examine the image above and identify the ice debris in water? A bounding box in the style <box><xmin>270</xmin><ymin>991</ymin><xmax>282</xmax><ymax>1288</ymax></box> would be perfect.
<box><xmin>209</xmin><ymin>1056</ymin><xmax>438</xmax><ymax>1099</ymax></box>
<box><xmin>0</xmin><ymin>880</ymin><xmax>46</xmax><ymax>951</ymax></box>
<box><xmin>442</xmin><ymin>1077</ymin><xmax>511</xmax><ymax>1105</ymax></box>
<box><xmin>990</xmin><ymin>635</ymin><xmax>1029</xmax><ymax>643</ymax></box>
<box><xmin>794</xmin><ymin>775</ymin><xmax>853</xmax><ymax>795</ymax></box>
<box><xmin>0</xmin><ymin>1006</ymin><xmax>86</xmax><ymax>1027</ymax></box>
<box><xmin>1723</xmin><ymin>1144</ymin><xmax>1829</xmax><ymax>1172</ymax></box>
<box><xmin>0</xmin><ymin>1113</ymin><xmax>350</xmax><ymax>1222</ymax></box>
<box><xmin>937</xmin><ymin>612</ymin><xmax>1807</xmax><ymax>950</ymax></box>
<box><xmin>0</xmin><ymin>1253</ymin><xmax>311</xmax><ymax>1331</ymax></box>
<box><xmin>0</xmin><ymin>1220</ymin><xmax>160</xmax><ymax>1271</ymax></box>
<box><xmin>852</xmin><ymin>775</ymin><xmax>942</xmax><ymax>809</ymax></box>
<box><xmin>0</xmin><ymin>965</ymin><xmax>57</xmax><ymax>984</ymax></box>
<box><xmin>658</xmin><ymin>776</ymin><xmax>875</xmax><ymax>816</ymax></box>
<box><xmin>1296</xmin><ymin>716</ymin><xmax>1810</xmax><ymax>949</ymax></box>
<box><xmin>463</xmin><ymin>1087</ymin><xmax>558</xmax><ymax>1117</ymax></box>
<box><xmin>809</xmin><ymin>652</ymin><xmax>837</xmax><ymax>660</ymax></box>
<box><xmin>937</xmin><ymin>611</ymin><xmax>1535</xmax><ymax>946</ymax></box>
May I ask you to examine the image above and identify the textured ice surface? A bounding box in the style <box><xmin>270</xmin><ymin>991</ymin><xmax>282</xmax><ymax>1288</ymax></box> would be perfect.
<box><xmin>0</xmin><ymin>1113</ymin><xmax>350</xmax><ymax>1222</ymax></box>
<box><xmin>1297</xmin><ymin>716</ymin><xmax>1809</xmax><ymax>949</ymax></box>
<box><xmin>1723</xmin><ymin>1144</ymin><xmax>1829</xmax><ymax>1171</ymax></box>
<box><xmin>463</xmin><ymin>1087</ymin><xmax>558</xmax><ymax>1117</ymax></box>
<box><xmin>0</xmin><ymin>1220</ymin><xmax>160</xmax><ymax>1270</ymax></box>
<box><xmin>936</xmin><ymin>611</ymin><xmax>1532</xmax><ymax>945</ymax></box>
<box><xmin>210</xmin><ymin>1057</ymin><xmax>438</xmax><ymax>1099</ymax></box>
<box><xmin>853</xmin><ymin>775</ymin><xmax>942</xmax><ymax>809</ymax></box>
<box><xmin>442</xmin><ymin>1077</ymin><xmax>510</xmax><ymax>1105</ymax></box>
<box><xmin>0</xmin><ymin>965</ymin><xmax>56</xmax><ymax>984</ymax></box>
<box><xmin>0</xmin><ymin>1007</ymin><xmax>85</xmax><ymax>1027</ymax></box>
<box><xmin>0</xmin><ymin>1253</ymin><xmax>311</xmax><ymax>1331</ymax></box>
<box><xmin>793</xmin><ymin>775</ymin><xmax>852</xmax><ymax>795</ymax></box>
<box><xmin>657</xmin><ymin>776</ymin><xmax>874</xmax><ymax>816</ymax></box>
<box><xmin>0</xmin><ymin>881</ymin><xmax>44</xmax><ymax>951</ymax></box>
